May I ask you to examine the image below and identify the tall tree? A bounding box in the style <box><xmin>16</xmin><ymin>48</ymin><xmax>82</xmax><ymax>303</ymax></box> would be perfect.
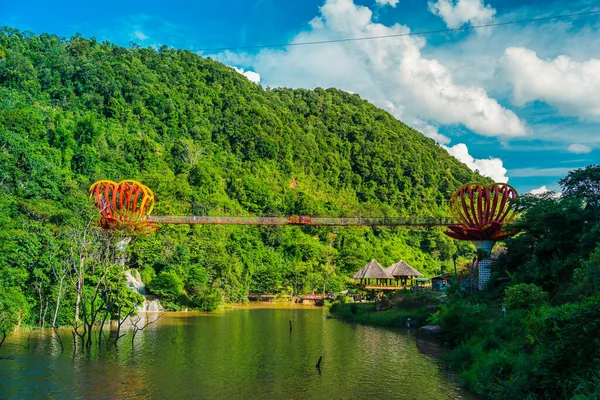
<box><xmin>559</xmin><ymin>164</ymin><xmax>600</xmax><ymax>222</ymax></box>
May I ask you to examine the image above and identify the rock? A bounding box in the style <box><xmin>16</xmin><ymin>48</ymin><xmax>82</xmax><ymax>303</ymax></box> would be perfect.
<box><xmin>374</xmin><ymin>297</ymin><xmax>394</xmax><ymax>311</ymax></box>
<box><xmin>391</xmin><ymin>295</ymin><xmax>405</xmax><ymax>303</ymax></box>
<box><xmin>417</xmin><ymin>325</ymin><xmax>444</xmax><ymax>344</ymax></box>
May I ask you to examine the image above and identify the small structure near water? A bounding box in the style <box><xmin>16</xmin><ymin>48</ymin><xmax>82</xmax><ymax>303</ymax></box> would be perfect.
<box><xmin>385</xmin><ymin>260</ymin><xmax>424</xmax><ymax>287</ymax></box>
<box><xmin>352</xmin><ymin>259</ymin><xmax>424</xmax><ymax>290</ymax></box>
<box><xmin>352</xmin><ymin>259</ymin><xmax>395</xmax><ymax>289</ymax></box>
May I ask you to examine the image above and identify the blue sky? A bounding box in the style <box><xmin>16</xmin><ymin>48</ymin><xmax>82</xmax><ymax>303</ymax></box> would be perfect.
<box><xmin>2</xmin><ymin>0</ymin><xmax>599</xmax><ymax>194</ymax></box>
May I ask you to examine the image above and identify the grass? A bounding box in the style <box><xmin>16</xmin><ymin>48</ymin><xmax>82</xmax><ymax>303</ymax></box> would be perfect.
<box><xmin>328</xmin><ymin>293</ymin><xmax>440</xmax><ymax>328</ymax></box>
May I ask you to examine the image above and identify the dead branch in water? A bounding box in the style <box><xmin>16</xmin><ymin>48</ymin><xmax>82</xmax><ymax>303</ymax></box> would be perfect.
<box><xmin>131</xmin><ymin>313</ymin><xmax>163</xmax><ymax>348</ymax></box>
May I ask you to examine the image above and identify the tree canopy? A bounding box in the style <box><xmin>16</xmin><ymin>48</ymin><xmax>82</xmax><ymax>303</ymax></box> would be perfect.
<box><xmin>559</xmin><ymin>164</ymin><xmax>600</xmax><ymax>221</ymax></box>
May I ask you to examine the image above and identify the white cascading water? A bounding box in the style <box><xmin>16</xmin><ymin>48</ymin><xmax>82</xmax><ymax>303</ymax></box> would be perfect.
<box><xmin>125</xmin><ymin>269</ymin><xmax>164</xmax><ymax>313</ymax></box>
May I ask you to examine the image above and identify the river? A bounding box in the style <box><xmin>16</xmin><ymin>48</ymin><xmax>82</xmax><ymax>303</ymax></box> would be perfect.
<box><xmin>0</xmin><ymin>305</ymin><xmax>472</xmax><ymax>399</ymax></box>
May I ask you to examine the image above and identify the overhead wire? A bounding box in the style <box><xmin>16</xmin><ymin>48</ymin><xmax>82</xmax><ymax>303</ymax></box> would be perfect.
<box><xmin>196</xmin><ymin>9</ymin><xmax>600</xmax><ymax>52</ymax></box>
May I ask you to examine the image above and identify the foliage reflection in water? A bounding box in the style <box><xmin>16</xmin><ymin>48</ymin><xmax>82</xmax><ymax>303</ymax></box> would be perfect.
<box><xmin>0</xmin><ymin>307</ymin><xmax>472</xmax><ymax>399</ymax></box>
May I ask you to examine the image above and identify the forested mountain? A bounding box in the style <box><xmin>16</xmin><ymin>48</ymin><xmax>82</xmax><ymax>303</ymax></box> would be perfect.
<box><xmin>0</xmin><ymin>28</ymin><xmax>484</xmax><ymax>316</ymax></box>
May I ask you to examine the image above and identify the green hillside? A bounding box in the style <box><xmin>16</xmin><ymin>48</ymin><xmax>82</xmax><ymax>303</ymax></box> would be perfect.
<box><xmin>0</xmin><ymin>28</ymin><xmax>485</xmax><ymax>314</ymax></box>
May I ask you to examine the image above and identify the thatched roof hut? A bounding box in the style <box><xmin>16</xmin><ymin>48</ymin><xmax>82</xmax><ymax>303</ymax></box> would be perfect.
<box><xmin>385</xmin><ymin>260</ymin><xmax>423</xmax><ymax>278</ymax></box>
<box><xmin>352</xmin><ymin>259</ymin><xmax>394</xmax><ymax>280</ymax></box>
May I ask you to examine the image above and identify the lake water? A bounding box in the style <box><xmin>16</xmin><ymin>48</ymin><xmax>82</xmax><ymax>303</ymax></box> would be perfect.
<box><xmin>0</xmin><ymin>305</ymin><xmax>472</xmax><ymax>399</ymax></box>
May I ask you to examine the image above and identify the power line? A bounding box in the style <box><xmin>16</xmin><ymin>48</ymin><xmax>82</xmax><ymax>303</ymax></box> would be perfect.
<box><xmin>197</xmin><ymin>9</ymin><xmax>600</xmax><ymax>52</ymax></box>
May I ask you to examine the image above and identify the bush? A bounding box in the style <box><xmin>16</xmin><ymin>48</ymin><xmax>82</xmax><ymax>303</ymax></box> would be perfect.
<box><xmin>504</xmin><ymin>283</ymin><xmax>548</xmax><ymax>310</ymax></box>
<box><xmin>191</xmin><ymin>288</ymin><xmax>222</xmax><ymax>312</ymax></box>
<box><xmin>337</xmin><ymin>295</ymin><xmax>354</xmax><ymax>304</ymax></box>
<box><xmin>0</xmin><ymin>286</ymin><xmax>27</xmax><ymax>343</ymax></box>
<box><xmin>534</xmin><ymin>296</ymin><xmax>600</xmax><ymax>394</ymax></box>
<box><xmin>148</xmin><ymin>270</ymin><xmax>184</xmax><ymax>304</ymax></box>
<box><xmin>139</xmin><ymin>266</ymin><xmax>155</xmax><ymax>286</ymax></box>
<box><xmin>325</xmin><ymin>275</ymin><xmax>348</xmax><ymax>293</ymax></box>
<box><xmin>568</xmin><ymin>245</ymin><xmax>600</xmax><ymax>298</ymax></box>
<box><xmin>429</xmin><ymin>300</ymin><xmax>488</xmax><ymax>346</ymax></box>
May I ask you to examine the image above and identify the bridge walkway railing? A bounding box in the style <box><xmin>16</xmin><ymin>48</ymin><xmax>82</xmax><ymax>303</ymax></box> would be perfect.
<box><xmin>147</xmin><ymin>215</ymin><xmax>457</xmax><ymax>226</ymax></box>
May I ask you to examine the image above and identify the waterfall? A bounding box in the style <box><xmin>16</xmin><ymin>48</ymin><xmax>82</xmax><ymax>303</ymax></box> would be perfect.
<box><xmin>125</xmin><ymin>269</ymin><xmax>164</xmax><ymax>313</ymax></box>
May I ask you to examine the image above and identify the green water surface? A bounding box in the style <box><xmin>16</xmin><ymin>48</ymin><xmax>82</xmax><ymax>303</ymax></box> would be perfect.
<box><xmin>0</xmin><ymin>305</ymin><xmax>471</xmax><ymax>399</ymax></box>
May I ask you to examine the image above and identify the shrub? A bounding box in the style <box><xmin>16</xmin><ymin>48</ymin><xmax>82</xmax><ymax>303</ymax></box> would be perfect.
<box><xmin>504</xmin><ymin>283</ymin><xmax>548</xmax><ymax>310</ymax></box>
<box><xmin>429</xmin><ymin>300</ymin><xmax>488</xmax><ymax>346</ymax></box>
<box><xmin>139</xmin><ymin>266</ymin><xmax>155</xmax><ymax>286</ymax></box>
<box><xmin>0</xmin><ymin>286</ymin><xmax>27</xmax><ymax>344</ymax></box>
<box><xmin>148</xmin><ymin>270</ymin><xmax>184</xmax><ymax>304</ymax></box>
<box><xmin>535</xmin><ymin>296</ymin><xmax>600</xmax><ymax>394</ymax></box>
<box><xmin>191</xmin><ymin>288</ymin><xmax>222</xmax><ymax>312</ymax></box>
<box><xmin>325</xmin><ymin>275</ymin><xmax>348</xmax><ymax>293</ymax></box>
<box><xmin>568</xmin><ymin>245</ymin><xmax>600</xmax><ymax>298</ymax></box>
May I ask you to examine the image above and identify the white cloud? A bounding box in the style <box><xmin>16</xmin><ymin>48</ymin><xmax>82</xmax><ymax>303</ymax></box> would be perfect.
<box><xmin>423</xmin><ymin>3</ymin><xmax>600</xmax><ymax>117</ymax></box>
<box><xmin>500</xmin><ymin>47</ymin><xmax>600</xmax><ymax>120</ymax></box>
<box><xmin>377</xmin><ymin>100</ymin><xmax>451</xmax><ymax>144</ymax></box>
<box><xmin>567</xmin><ymin>143</ymin><xmax>592</xmax><ymax>154</ymax></box>
<box><xmin>411</xmin><ymin>119</ymin><xmax>451</xmax><ymax>145</ymax></box>
<box><xmin>375</xmin><ymin>0</ymin><xmax>400</xmax><ymax>7</ymax></box>
<box><xmin>443</xmin><ymin>143</ymin><xmax>509</xmax><ymax>182</ymax></box>
<box><xmin>428</xmin><ymin>0</ymin><xmax>496</xmax><ymax>29</ymax></box>
<box><xmin>529</xmin><ymin>185</ymin><xmax>549</xmax><ymax>195</ymax></box>
<box><xmin>529</xmin><ymin>185</ymin><xmax>561</xmax><ymax>198</ymax></box>
<box><xmin>212</xmin><ymin>0</ymin><xmax>526</xmax><ymax>139</ymax></box>
<box><xmin>231</xmin><ymin>66</ymin><xmax>261</xmax><ymax>83</ymax></box>
<box><xmin>132</xmin><ymin>30</ymin><xmax>149</xmax><ymax>41</ymax></box>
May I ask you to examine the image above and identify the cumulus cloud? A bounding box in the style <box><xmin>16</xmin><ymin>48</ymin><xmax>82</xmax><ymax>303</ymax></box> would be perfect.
<box><xmin>231</xmin><ymin>66</ymin><xmax>261</xmax><ymax>83</ymax></box>
<box><xmin>213</xmin><ymin>0</ymin><xmax>525</xmax><ymax>139</ymax></box>
<box><xmin>443</xmin><ymin>143</ymin><xmax>509</xmax><ymax>182</ymax></box>
<box><xmin>500</xmin><ymin>48</ymin><xmax>600</xmax><ymax>120</ymax></box>
<box><xmin>375</xmin><ymin>0</ymin><xmax>400</xmax><ymax>7</ymax></box>
<box><xmin>567</xmin><ymin>143</ymin><xmax>592</xmax><ymax>154</ymax></box>
<box><xmin>428</xmin><ymin>0</ymin><xmax>496</xmax><ymax>29</ymax></box>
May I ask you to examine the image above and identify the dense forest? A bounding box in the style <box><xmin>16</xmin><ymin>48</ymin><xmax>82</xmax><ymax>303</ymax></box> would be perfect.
<box><xmin>0</xmin><ymin>28</ymin><xmax>485</xmax><ymax>338</ymax></box>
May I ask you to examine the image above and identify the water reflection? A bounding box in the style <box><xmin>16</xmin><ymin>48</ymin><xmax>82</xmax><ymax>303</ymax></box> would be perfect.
<box><xmin>0</xmin><ymin>307</ymin><xmax>471</xmax><ymax>399</ymax></box>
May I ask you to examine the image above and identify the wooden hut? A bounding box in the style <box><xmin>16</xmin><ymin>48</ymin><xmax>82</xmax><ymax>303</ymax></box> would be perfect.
<box><xmin>352</xmin><ymin>259</ymin><xmax>394</xmax><ymax>287</ymax></box>
<box><xmin>385</xmin><ymin>260</ymin><xmax>424</xmax><ymax>287</ymax></box>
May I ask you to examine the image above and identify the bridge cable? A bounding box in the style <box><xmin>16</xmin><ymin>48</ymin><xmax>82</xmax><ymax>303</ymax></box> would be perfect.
<box><xmin>196</xmin><ymin>10</ymin><xmax>600</xmax><ymax>52</ymax></box>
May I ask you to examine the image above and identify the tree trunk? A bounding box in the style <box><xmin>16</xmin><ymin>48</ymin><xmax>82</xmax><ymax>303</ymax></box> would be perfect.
<box><xmin>52</xmin><ymin>275</ymin><xmax>65</xmax><ymax>327</ymax></box>
<box><xmin>74</xmin><ymin>258</ymin><xmax>84</xmax><ymax>322</ymax></box>
<box><xmin>37</xmin><ymin>285</ymin><xmax>44</xmax><ymax>328</ymax></box>
<box><xmin>98</xmin><ymin>310</ymin><xmax>109</xmax><ymax>348</ymax></box>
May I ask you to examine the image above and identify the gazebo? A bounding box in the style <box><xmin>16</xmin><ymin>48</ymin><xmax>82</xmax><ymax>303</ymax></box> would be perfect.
<box><xmin>385</xmin><ymin>260</ymin><xmax>424</xmax><ymax>287</ymax></box>
<box><xmin>352</xmin><ymin>259</ymin><xmax>394</xmax><ymax>288</ymax></box>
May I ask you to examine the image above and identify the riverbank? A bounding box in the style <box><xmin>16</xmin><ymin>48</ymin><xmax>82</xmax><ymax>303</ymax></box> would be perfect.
<box><xmin>328</xmin><ymin>293</ymin><xmax>439</xmax><ymax>329</ymax></box>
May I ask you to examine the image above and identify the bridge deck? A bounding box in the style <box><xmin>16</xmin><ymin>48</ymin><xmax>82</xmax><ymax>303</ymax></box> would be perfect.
<box><xmin>147</xmin><ymin>215</ymin><xmax>456</xmax><ymax>226</ymax></box>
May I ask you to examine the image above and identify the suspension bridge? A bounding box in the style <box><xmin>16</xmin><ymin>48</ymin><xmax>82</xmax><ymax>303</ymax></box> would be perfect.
<box><xmin>88</xmin><ymin>179</ymin><xmax>518</xmax><ymax>236</ymax></box>
<box><xmin>147</xmin><ymin>215</ymin><xmax>457</xmax><ymax>226</ymax></box>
